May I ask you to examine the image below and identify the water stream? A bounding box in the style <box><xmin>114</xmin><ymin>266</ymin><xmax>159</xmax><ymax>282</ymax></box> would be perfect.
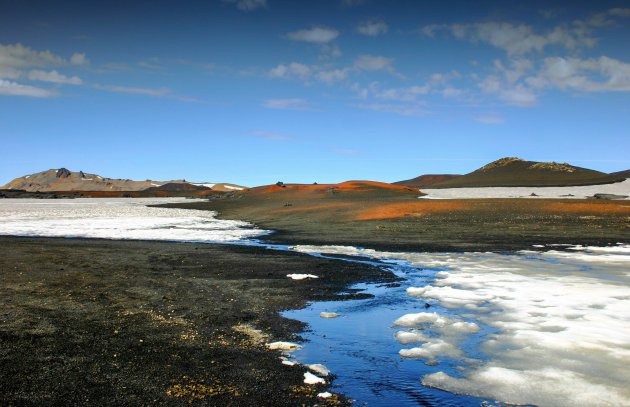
<box><xmin>1</xmin><ymin>198</ymin><xmax>628</xmax><ymax>406</ymax></box>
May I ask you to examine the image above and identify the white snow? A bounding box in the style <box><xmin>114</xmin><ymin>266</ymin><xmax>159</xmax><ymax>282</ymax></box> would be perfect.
<box><xmin>266</xmin><ymin>341</ymin><xmax>301</xmax><ymax>351</ymax></box>
<box><xmin>319</xmin><ymin>312</ymin><xmax>340</xmax><ymax>318</ymax></box>
<box><xmin>291</xmin><ymin>243</ymin><xmax>630</xmax><ymax>407</ymax></box>
<box><xmin>421</xmin><ymin>178</ymin><xmax>630</xmax><ymax>199</ymax></box>
<box><xmin>223</xmin><ymin>185</ymin><xmax>244</xmax><ymax>190</ymax></box>
<box><xmin>81</xmin><ymin>178</ymin><xmax>93</xmax><ymax>181</ymax></box>
<box><xmin>25</xmin><ymin>175</ymin><xmax>30</xmax><ymax>179</ymax></box>
<box><xmin>0</xmin><ymin>198</ymin><xmax>267</xmax><ymax>242</ymax></box>
<box><xmin>287</xmin><ymin>273</ymin><xmax>319</xmax><ymax>280</ymax></box>
<box><xmin>303</xmin><ymin>372</ymin><xmax>326</xmax><ymax>385</ymax></box>
<box><xmin>192</xmin><ymin>183</ymin><xmax>216</xmax><ymax>188</ymax></box>
<box><xmin>281</xmin><ymin>360</ymin><xmax>297</xmax><ymax>366</ymax></box>
<box><xmin>151</xmin><ymin>183</ymin><xmax>161</xmax><ymax>187</ymax></box>
<box><xmin>317</xmin><ymin>392</ymin><xmax>333</xmax><ymax>398</ymax></box>
<box><xmin>307</xmin><ymin>364</ymin><xmax>330</xmax><ymax>376</ymax></box>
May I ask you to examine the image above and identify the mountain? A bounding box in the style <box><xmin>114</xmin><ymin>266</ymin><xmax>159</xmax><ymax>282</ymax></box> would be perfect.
<box><xmin>425</xmin><ymin>157</ymin><xmax>625</xmax><ymax>189</ymax></box>
<box><xmin>610</xmin><ymin>169</ymin><xmax>630</xmax><ymax>179</ymax></box>
<box><xmin>394</xmin><ymin>174</ymin><xmax>461</xmax><ymax>189</ymax></box>
<box><xmin>2</xmin><ymin>168</ymin><xmax>247</xmax><ymax>192</ymax></box>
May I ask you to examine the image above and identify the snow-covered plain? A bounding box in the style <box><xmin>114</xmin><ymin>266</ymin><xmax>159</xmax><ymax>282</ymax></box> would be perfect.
<box><xmin>421</xmin><ymin>178</ymin><xmax>630</xmax><ymax>199</ymax></box>
<box><xmin>0</xmin><ymin>198</ymin><xmax>266</xmax><ymax>242</ymax></box>
<box><xmin>291</xmin><ymin>244</ymin><xmax>630</xmax><ymax>407</ymax></box>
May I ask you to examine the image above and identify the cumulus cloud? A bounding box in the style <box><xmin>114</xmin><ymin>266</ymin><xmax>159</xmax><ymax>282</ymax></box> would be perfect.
<box><xmin>357</xmin><ymin>20</ymin><xmax>388</xmax><ymax>36</ymax></box>
<box><xmin>70</xmin><ymin>52</ymin><xmax>89</xmax><ymax>65</ymax></box>
<box><xmin>269</xmin><ymin>62</ymin><xmax>312</xmax><ymax>80</ymax></box>
<box><xmin>223</xmin><ymin>0</ymin><xmax>267</xmax><ymax>12</ymax></box>
<box><xmin>262</xmin><ymin>98</ymin><xmax>310</xmax><ymax>110</ymax></box>
<box><xmin>0</xmin><ymin>43</ymin><xmax>89</xmax><ymax>97</ymax></box>
<box><xmin>424</xmin><ymin>21</ymin><xmax>597</xmax><ymax>55</ymax></box>
<box><xmin>287</xmin><ymin>27</ymin><xmax>340</xmax><ymax>44</ymax></box>
<box><xmin>354</xmin><ymin>55</ymin><xmax>394</xmax><ymax>72</ymax></box>
<box><xmin>27</xmin><ymin>70</ymin><xmax>82</xmax><ymax>85</ymax></box>
<box><xmin>0</xmin><ymin>79</ymin><xmax>58</xmax><ymax>97</ymax></box>
<box><xmin>528</xmin><ymin>56</ymin><xmax>630</xmax><ymax>92</ymax></box>
<box><xmin>269</xmin><ymin>62</ymin><xmax>348</xmax><ymax>84</ymax></box>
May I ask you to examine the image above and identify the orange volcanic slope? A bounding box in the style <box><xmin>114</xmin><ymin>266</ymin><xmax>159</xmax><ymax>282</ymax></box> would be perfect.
<box><xmin>249</xmin><ymin>180</ymin><xmax>418</xmax><ymax>195</ymax></box>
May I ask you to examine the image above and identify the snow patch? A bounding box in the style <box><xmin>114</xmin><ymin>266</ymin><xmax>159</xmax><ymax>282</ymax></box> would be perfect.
<box><xmin>287</xmin><ymin>273</ymin><xmax>318</xmax><ymax>280</ymax></box>
<box><xmin>319</xmin><ymin>312</ymin><xmax>340</xmax><ymax>318</ymax></box>
<box><xmin>307</xmin><ymin>364</ymin><xmax>330</xmax><ymax>376</ymax></box>
<box><xmin>303</xmin><ymin>372</ymin><xmax>325</xmax><ymax>385</ymax></box>
<box><xmin>266</xmin><ymin>341</ymin><xmax>301</xmax><ymax>351</ymax></box>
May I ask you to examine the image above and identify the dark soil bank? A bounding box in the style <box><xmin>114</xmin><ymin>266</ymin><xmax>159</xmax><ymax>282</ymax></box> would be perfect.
<box><xmin>0</xmin><ymin>236</ymin><xmax>393</xmax><ymax>406</ymax></box>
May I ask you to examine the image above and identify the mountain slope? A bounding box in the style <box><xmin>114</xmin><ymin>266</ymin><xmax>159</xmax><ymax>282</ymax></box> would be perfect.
<box><xmin>610</xmin><ymin>169</ymin><xmax>630</xmax><ymax>179</ymax></box>
<box><xmin>427</xmin><ymin>157</ymin><xmax>625</xmax><ymax>188</ymax></box>
<box><xmin>394</xmin><ymin>174</ymin><xmax>461</xmax><ymax>189</ymax></box>
<box><xmin>2</xmin><ymin>168</ymin><xmax>247</xmax><ymax>192</ymax></box>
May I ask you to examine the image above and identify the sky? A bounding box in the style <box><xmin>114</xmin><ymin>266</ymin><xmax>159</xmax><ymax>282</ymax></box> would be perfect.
<box><xmin>1</xmin><ymin>0</ymin><xmax>629</xmax><ymax>186</ymax></box>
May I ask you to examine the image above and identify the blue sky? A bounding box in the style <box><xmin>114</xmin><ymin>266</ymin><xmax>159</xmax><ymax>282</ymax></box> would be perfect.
<box><xmin>1</xmin><ymin>0</ymin><xmax>629</xmax><ymax>185</ymax></box>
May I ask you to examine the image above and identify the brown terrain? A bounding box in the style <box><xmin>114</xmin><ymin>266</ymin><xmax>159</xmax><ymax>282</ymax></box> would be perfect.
<box><xmin>164</xmin><ymin>179</ymin><xmax>630</xmax><ymax>251</ymax></box>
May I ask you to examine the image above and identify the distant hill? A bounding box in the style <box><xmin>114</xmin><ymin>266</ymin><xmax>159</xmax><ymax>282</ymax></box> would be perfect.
<box><xmin>426</xmin><ymin>157</ymin><xmax>625</xmax><ymax>189</ymax></box>
<box><xmin>2</xmin><ymin>168</ymin><xmax>247</xmax><ymax>192</ymax></box>
<box><xmin>610</xmin><ymin>169</ymin><xmax>630</xmax><ymax>178</ymax></box>
<box><xmin>394</xmin><ymin>174</ymin><xmax>461</xmax><ymax>189</ymax></box>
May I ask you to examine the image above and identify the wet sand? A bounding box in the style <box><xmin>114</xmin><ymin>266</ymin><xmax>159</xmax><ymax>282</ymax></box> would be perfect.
<box><xmin>0</xmin><ymin>236</ymin><xmax>394</xmax><ymax>406</ymax></box>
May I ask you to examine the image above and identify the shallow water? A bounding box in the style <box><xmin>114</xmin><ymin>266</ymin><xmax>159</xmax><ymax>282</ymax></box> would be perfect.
<box><xmin>1</xmin><ymin>198</ymin><xmax>628</xmax><ymax>406</ymax></box>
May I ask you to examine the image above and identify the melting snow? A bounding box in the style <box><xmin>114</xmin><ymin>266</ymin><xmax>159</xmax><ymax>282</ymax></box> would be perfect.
<box><xmin>287</xmin><ymin>273</ymin><xmax>318</xmax><ymax>280</ymax></box>
<box><xmin>303</xmin><ymin>372</ymin><xmax>326</xmax><ymax>385</ymax></box>
<box><xmin>0</xmin><ymin>198</ymin><xmax>267</xmax><ymax>242</ymax></box>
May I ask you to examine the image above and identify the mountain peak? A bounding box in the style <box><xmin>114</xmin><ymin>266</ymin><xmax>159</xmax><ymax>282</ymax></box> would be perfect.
<box><xmin>478</xmin><ymin>157</ymin><xmax>524</xmax><ymax>172</ymax></box>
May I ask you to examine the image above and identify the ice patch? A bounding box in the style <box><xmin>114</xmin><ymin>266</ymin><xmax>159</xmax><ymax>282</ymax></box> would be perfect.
<box><xmin>287</xmin><ymin>274</ymin><xmax>318</xmax><ymax>280</ymax></box>
<box><xmin>395</xmin><ymin>331</ymin><xmax>429</xmax><ymax>345</ymax></box>
<box><xmin>307</xmin><ymin>364</ymin><xmax>330</xmax><ymax>376</ymax></box>
<box><xmin>422</xmin><ymin>367</ymin><xmax>630</xmax><ymax>407</ymax></box>
<box><xmin>317</xmin><ymin>392</ymin><xmax>332</xmax><ymax>398</ymax></box>
<box><xmin>319</xmin><ymin>312</ymin><xmax>340</xmax><ymax>318</ymax></box>
<box><xmin>303</xmin><ymin>372</ymin><xmax>325</xmax><ymax>385</ymax></box>
<box><xmin>267</xmin><ymin>341</ymin><xmax>301</xmax><ymax>351</ymax></box>
<box><xmin>400</xmin><ymin>339</ymin><xmax>462</xmax><ymax>359</ymax></box>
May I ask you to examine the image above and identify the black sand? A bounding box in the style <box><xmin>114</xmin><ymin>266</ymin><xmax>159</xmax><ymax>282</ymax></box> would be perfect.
<box><xmin>0</xmin><ymin>236</ymin><xmax>394</xmax><ymax>406</ymax></box>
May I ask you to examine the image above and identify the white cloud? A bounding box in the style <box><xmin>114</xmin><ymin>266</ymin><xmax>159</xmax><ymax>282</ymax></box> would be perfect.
<box><xmin>357</xmin><ymin>20</ymin><xmax>388</xmax><ymax>37</ymax></box>
<box><xmin>479</xmin><ymin>75</ymin><xmax>537</xmax><ymax>106</ymax></box>
<box><xmin>96</xmin><ymin>84</ymin><xmax>203</xmax><ymax>103</ymax></box>
<box><xmin>262</xmin><ymin>98</ymin><xmax>310</xmax><ymax>110</ymax></box>
<box><xmin>0</xmin><ymin>66</ymin><xmax>21</xmax><ymax>79</ymax></box>
<box><xmin>423</xmin><ymin>22</ymin><xmax>595</xmax><ymax>55</ymax></box>
<box><xmin>269</xmin><ymin>62</ymin><xmax>312</xmax><ymax>80</ymax></box>
<box><xmin>27</xmin><ymin>70</ymin><xmax>82</xmax><ymax>85</ymax></box>
<box><xmin>354</xmin><ymin>55</ymin><xmax>393</xmax><ymax>71</ymax></box>
<box><xmin>223</xmin><ymin>0</ymin><xmax>267</xmax><ymax>12</ymax></box>
<box><xmin>70</xmin><ymin>52</ymin><xmax>89</xmax><ymax>65</ymax></box>
<box><xmin>287</xmin><ymin>27</ymin><xmax>339</xmax><ymax>44</ymax></box>
<box><xmin>0</xmin><ymin>43</ymin><xmax>65</xmax><ymax>68</ymax></box>
<box><xmin>316</xmin><ymin>68</ymin><xmax>349</xmax><ymax>83</ymax></box>
<box><xmin>528</xmin><ymin>56</ymin><xmax>630</xmax><ymax>92</ymax></box>
<box><xmin>269</xmin><ymin>62</ymin><xmax>348</xmax><ymax>84</ymax></box>
<box><xmin>0</xmin><ymin>79</ymin><xmax>57</xmax><ymax>97</ymax></box>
